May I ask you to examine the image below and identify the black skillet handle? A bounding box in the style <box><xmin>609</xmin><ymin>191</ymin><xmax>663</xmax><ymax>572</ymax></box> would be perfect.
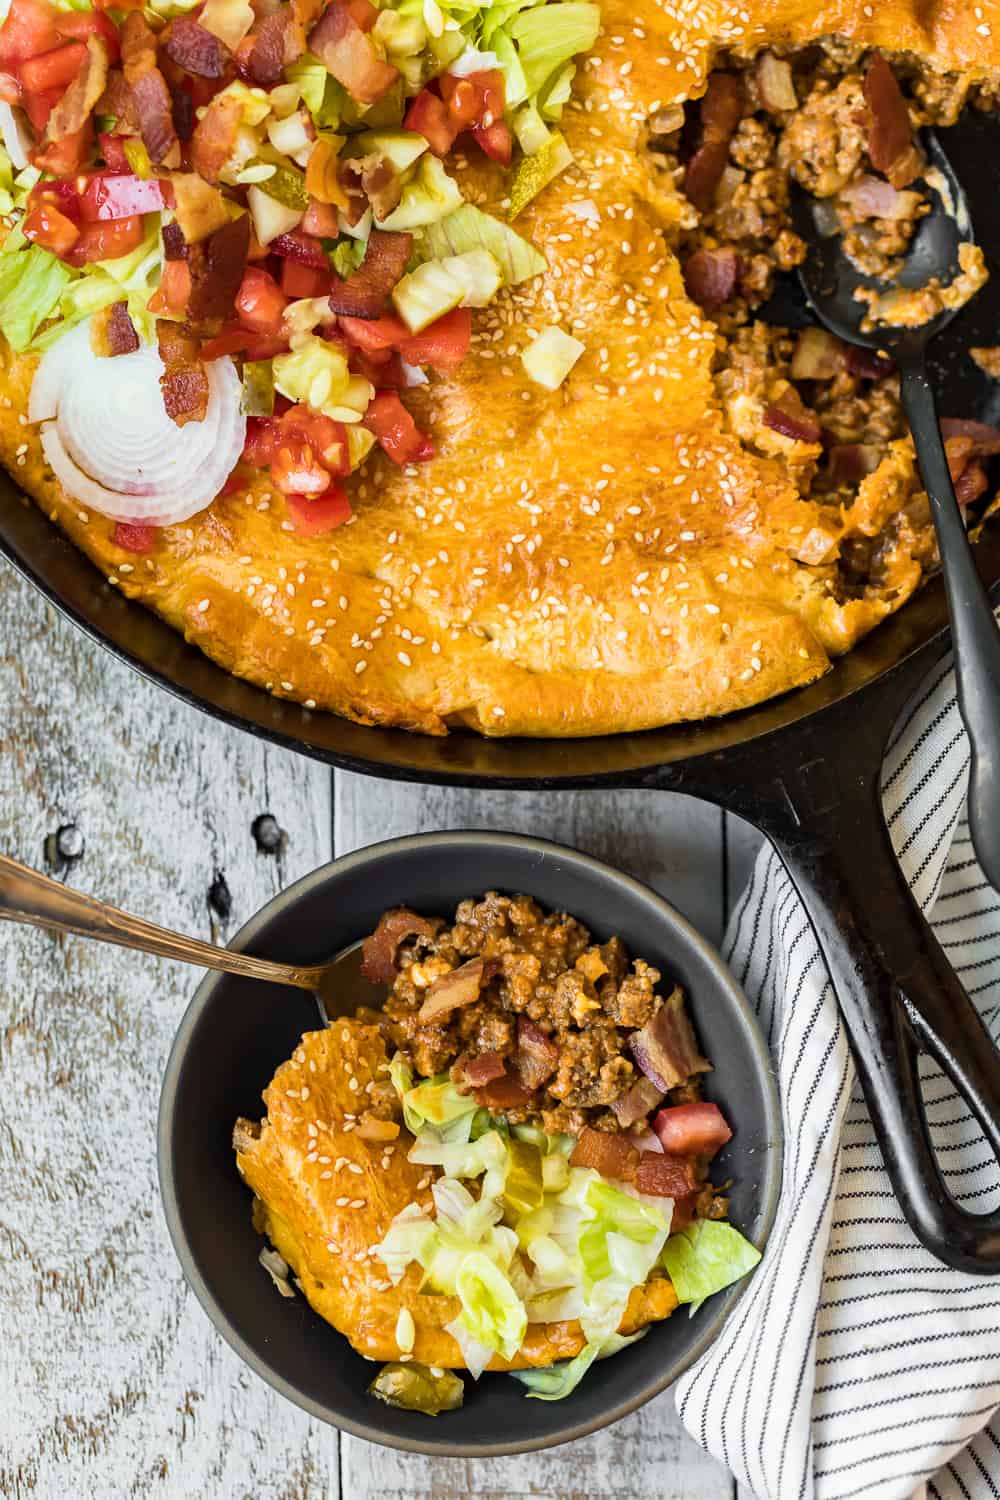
<box><xmin>740</xmin><ymin>749</ymin><xmax>1000</xmax><ymax>1274</ymax></box>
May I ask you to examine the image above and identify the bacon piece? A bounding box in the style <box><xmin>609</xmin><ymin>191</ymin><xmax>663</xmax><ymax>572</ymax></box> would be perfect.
<box><xmin>46</xmin><ymin>35</ymin><xmax>109</xmax><ymax>142</ymax></box>
<box><xmin>790</xmin><ymin>327</ymin><xmax>846</xmax><ymax>381</ymax></box>
<box><xmin>763</xmin><ymin>403</ymin><xmax>822</xmax><ymax>445</ymax></box>
<box><xmin>187</xmin><ymin>212</ymin><xmax>251</xmax><ymax>332</ymax></box>
<box><xmin>339</xmin><ymin>151</ymin><xmax>403</xmax><ymax>222</ymax></box>
<box><xmin>827</xmin><ymin>442</ymin><xmax>882</xmax><ymax>485</ymax></box>
<box><xmin>845</xmin><ymin>343</ymin><xmax>894</xmax><ymax>380</ymax></box>
<box><xmin>165</xmin><ymin>17</ymin><xmax>231</xmax><ymax>79</ymax></box>
<box><xmin>190</xmin><ymin>91</ymin><xmax>241</xmax><ymax>184</ymax></box>
<box><xmin>513</xmin><ymin>1017</ymin><xmax>559</xmax><ymax>1090</ymax></box>
<box><xmin>328</xmin><ymin>229</ymin><xmax>412</xmax><ymax>318</ymax></box>
<box><xmin>940</xmin><ymin>417</ymin><xmax>1000</xmax><ymax>454</ymax></box>
<box><xmin>454</xmin><ymin>1051</ymin><xmax>507</xmax><ymax>1087</ymax></box>
<box><xmin>309</xmin><ymin>0</ymin><xmax>398</xmax><ymax>105</ymax></box>
<box><xmin>652</xmin><ymin>1101</ymin><xmax>732</xmax><ymax>1158</ymax></box>
<box><xmin>570</xmin><ymin>1127</ymin><xmax>639</xmax><ymax>1181</ymax></box>
<box><xmin>246</xmin><ymin>11</ymin><xmax>298</xmax><ymax>84</ymax></box>
<box><xmin>162</xmin><ymin>221</ymin><xmax>188</xmax><ymax>260</ymax></box>
<box><xmin>683</xmin><ymin>246</ymin><xmax>740</xmax><ymax>310</ymax></box>
<box><xmin>96</xmin><ymin>68</ymin><xmax>140</xmax><ymax>134</ymax></box>
<box><xmin>684</xmin><ymin>71</ymin><xmax>743</xmax><ymax>211</ymax></box>
<box><xmin>122</xmin><ymin>13</ymin><xmax>179</xmax><ymax>166</ymax></box>
<box><xmin>417</xmin><ymin>956</ymin><xmax>490</xmax><ymax>1024</ymax></box>
<box><xmin>473</xmin><ymin>1071</ymin><xmax>534</xmax><ymax>1112</ymax></box>
<box><xmin>106</xmin><ymin>300</ymin><xmax>140</xmax><ymax>355</ymax></box>
<box><xmin>170</xmin><ymin>172</ymin><xmax>229</xmax><ymax>243</ymax></box>
<box><xmin>360</xmin><ymin>907</ymin><xmax>439</xmax><ymax>984</ymax></box>
<box><xmin>955</xmin><ymin>462</ymin><xmax>988</xmax><ymax>507</ymax></box>
<box><xmin>635</xmin><ymin>1151</ymin><xmax>699</xmax><ymax>1198</ymax></box>
<box><xmin>610</xmin><ymin>1076</ymin><xmax>664</xmax><ymax>1128</ymax></box>
<box><xmin>270</xmin><ymin>230</ymin><xmax>329</xmax><ymax>268</ymax></box>
<box><xmin>863</xmin><ymin>53</ymin><xmax>921</xmax><ymax>188</ymax></box>
<box><xmin>156</xmin><ymin>318</ymin><xmax>209</xmax><ymax>426</ymax></box>
<box><xmin>630</xmin><ymin>988</ymin><xmax>711</xmax><ymax>1093</ymax></box>
<box><xmin>838</xmin><ymin>174</ymin><xmax>922</xmax><ymax>221</ymax></box>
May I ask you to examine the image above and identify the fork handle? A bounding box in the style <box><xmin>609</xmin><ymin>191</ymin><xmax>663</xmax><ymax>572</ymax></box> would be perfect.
<box><xmin>898</xmin><ymin>347</ymin><xmax>1000</xmax><ymax>892</ymax></box>
<box><xmin>0</xmin><ymin>852</ymin><xmax>321</xmax><ymax>990</ymax></box>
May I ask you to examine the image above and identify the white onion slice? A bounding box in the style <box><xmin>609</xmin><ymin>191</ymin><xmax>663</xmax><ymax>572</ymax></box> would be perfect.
<box><xmin>0</xmin><ymin>101</ymin><xmax>32</xmax><ymax>171</ymax></box>
<box><xmin>32</xmin><ymin>317</ymin><xmax>246</xmax><ymax>527</ymax></box>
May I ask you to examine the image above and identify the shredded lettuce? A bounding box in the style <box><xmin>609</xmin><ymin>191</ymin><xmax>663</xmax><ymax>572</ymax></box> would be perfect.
<box><xmin>507</xmin><ymin>2</ymin><xmax>599</xmax><ymax>96</ymax></box>
<box><xmin>400</xmin><ymin>1071</ymin><xmax>480</xmax><ymax>1138</ymax></box>
<box><xmin>660</xmin><ymin>1220</ymin><xmax>762</xmax><ymax>1309</ymax></box>
<box><xmin>0</xmin><ymin>243</ymin><xmax>72</xmax><ymax>352</ymax></box>
<box><xmin>417</xmin><ymin>203</ymin><xmax>545</xmax><ymax>285</ymax></box>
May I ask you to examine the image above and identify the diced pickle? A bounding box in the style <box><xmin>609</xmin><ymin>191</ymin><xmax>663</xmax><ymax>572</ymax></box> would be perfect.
<box><xmin>502</xmin><ymin>1137</ymin><xmax>544</xmax><ymax>1220</ymax></box>
<box><xmin>368</xmin><ymin>1361</ymin><xmax>465</xmax><ymax>1416</ymax></box>
<box><xmin>242</xmin><ymin>360</ymin><xmax>275</xmax><ymax>416</ymax></box>
<box><xmin>259</xmin><ymin>163</ymin><xmax>310</xmax><ymax>211</ymax></box>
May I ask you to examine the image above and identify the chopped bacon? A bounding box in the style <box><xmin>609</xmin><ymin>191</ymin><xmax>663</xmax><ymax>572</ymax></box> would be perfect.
<box><xmin>339</xmin><ymin>150</ymin><xmax>402</xmax><ymax>222</ymax></box>
<box><xmin>473</xmin><ymin>1071</ymin><xmax>535</xmax><ymax>1112</ymax></box>
<box><xmin>162</xmin><ymin>220</ymin><xmax>188</xmax><ymax>260</ymax></box>
<box><xmin>635</xmin><ymin>1151</ymin><xmax>699</xmax><ymax>1198</ymax></box>
<box><xmin>827</xmin><ymin>442</ymin><xmax>882</xmax><ymax>485</ymax></box>
<box><xmin>106</xmin><ymin>300</ymin><xmax>140</xmax><ymax>355</ymax></box>
<box><xmin>630</xmin><ymin>989</ymin><xmax>711</xmax><ymax>1093</ymax></box>
<box><xmin>940</xmin><ymin>418</ymin><xmax>1000</xmax><ymax>454</ymax></box>
<box><xmin>122</xmin><ymin>12</ymin><xmax>178</xmax><ymax>166</ymax></box>
<box><xmin>246</xmin><ymin>11</ymin><xmax>294</xmax><ymax>85</ymax></box>
<box><xmin>156</xmin><ymin>317</ymin><xmax>209</xmax><ymax>426</ymax></box>
<box><xmin>763</xmin><ymin>403</ymin><xmax>822</xmax><ymax>444</ymax></box>
<box><xmin>359</xmin><ymin>907</ymin><xmax>439</xmax><ymax>984</ymax></box>
<box><xmin>837</xmin><ymin>174</ymin><xmax>921</xmax><ymax>221</ymax></box>
<box><xmin>955</xmin><ymin>462</ymin><xmax>988</xmax><ymax>507</ymax></box>
<box><xmin>309</xmin><ymin>0</ymin><xmax>398</xmax><ymax>105</ymax></box>
<box><xmin>190</xmin><ymin>90</ymin><xmax>241</xmax><ymax>184</ymax></box>
<box><xmin>845</xmin><ymin>343</ymin><xmax>894</xmax><ymax>380</ymax></box>
<box><xmin>96</xmin><ymin>67</ymin><xmax>139</xmax><ymax>134</ymax></box>
<box><xmin>684</xmin><ymin>71</ymin><xmax>743</xmax><ymax>211</ymax></box>
<box><xmin>45</xmin><ymin>34</ymin><xmax>109</xmax><ymax>142</ymax></box>
<box><xmin>570</xmin><ymin>1127</ymin><xmax>639</xmax><ymax>1182</ymax></box>
<box><xmin>32</xmin><ymin>120</ymin><xmax>93</xmax><ymax>176</ymax></box>
<box><xmin>113</xmin><ymin>521</ymin><xmax>156</xmax><ymax>552</ymax></box>
<box><xmin>683</xmin><ymin>246</ymin><xmax>741</xmax><ymax>310</ymax></box>
<box><xmin>863</xmin><ymin>53</ymin><xmax>921</xmax><ymax>188</ymax></box>
<box><xmin>187</xmin><ymin>211</ymin><xmax>250</xmax><ymax>331</ymax></box>
<box><xmin>454</xmin><ymin>1051</ymin><xmax>507</xmax><ymax>1087</ymax></box>
<box><xmin>165</xmin><ymin>16</ymin><xmax>231</xmax><ymax>79</ymax></box>
<box><xmin>328</xmin><ymin>228</ymin><xmax>412</xmax><ymax>318</ymax></box>
<box><xmin>417</xmin><ymin>956</ymin><xmax>491</xmax><ymax>1024</ymax></box>
<box><xmin>790</xmin><ymin>327</ymin><xmax>846</xmax><ymax>380</ymax></box>
<box><xmin>652</xmin><ymin>1101</ymin><xmax>732</xmax><ymax>1159</ymax></box>
<box><xmin>513</xmin><ymin>1017</ymin><xmax>559</xmax><ymax>1090</ymax></box>
<box><xmin>269</xmin><ymin>229</ymin><xmax>329</xmax><ymax>268</ymax></box>
<box><xmin>610</xmin><ymin>1076</ymin><xmax>664</xmax><ymax>1128</ymax></box>
<box><xmin>942</xmin><ymin>425</ymin><xmax>999</xmax><ymax>507</ymax></box>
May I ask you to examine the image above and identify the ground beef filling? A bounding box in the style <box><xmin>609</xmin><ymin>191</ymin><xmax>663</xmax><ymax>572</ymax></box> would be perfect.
<box><xmin>366</xmin><ymin>892</ymin><xmax>707</xmax><ymax>1138</ymax></box>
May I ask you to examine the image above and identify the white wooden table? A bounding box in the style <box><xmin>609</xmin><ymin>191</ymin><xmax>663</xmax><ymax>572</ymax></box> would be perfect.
<box><xmin>0</xmin><ymin>554</ymin><xmax>761</xmax><ymax>1500</ymax></box>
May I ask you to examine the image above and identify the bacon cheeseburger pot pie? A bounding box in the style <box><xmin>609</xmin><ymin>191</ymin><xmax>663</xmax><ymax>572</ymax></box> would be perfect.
<box><xmin>0</xmin><ymin>0</ymin><xmax>998</xmax><ymax>735</ymax></box>
<box><xmin>233</xmin><ymin>893</ymin><xmax>762</xmax><ymax>1412</ymax></box>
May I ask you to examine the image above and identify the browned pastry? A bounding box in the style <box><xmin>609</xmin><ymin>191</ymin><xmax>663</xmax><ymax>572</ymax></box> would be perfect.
<box><xmin>5</xmin><ymin>0</ymin><xmax>1000</xmax><ymax>736</ymax></box>
<box><xmin>234</xmin><ymin>1019</ymin><xmax>678</xmax><ymax>1366</ymax></box>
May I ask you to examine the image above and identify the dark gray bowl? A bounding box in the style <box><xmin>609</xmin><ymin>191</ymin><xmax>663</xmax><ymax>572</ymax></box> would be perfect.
<box><xmin>158</xmin><ymin>831</ymin><xmax>782</xmax><ymax>1456</ymax></box>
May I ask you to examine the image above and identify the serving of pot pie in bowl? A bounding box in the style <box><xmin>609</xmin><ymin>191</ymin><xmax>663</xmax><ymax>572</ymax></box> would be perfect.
<box><xmin>0</xmin><ymin>0</ymin><xmax>998</xmax><ymax>736</ymax></box>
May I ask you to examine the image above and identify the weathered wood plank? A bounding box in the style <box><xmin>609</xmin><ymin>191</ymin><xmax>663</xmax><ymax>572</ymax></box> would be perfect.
<box><xmin>0</xmin><ymin>559</ymin><xmax>337</xmax><ymax>1500</ymax></box>
<box><xmin>334</xmin><ymin>770</ymin><xmax>735</xmax><ymax>1500</ymax></box>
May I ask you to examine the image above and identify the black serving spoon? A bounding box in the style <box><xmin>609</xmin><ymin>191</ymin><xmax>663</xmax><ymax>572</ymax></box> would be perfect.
<box><xmin>790</xmin><ymin>129</ymin><xmax>1000</xmax><ymax>891</ymax></box>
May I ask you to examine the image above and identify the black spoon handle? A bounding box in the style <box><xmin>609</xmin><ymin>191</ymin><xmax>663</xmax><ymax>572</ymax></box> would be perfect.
<box><xmin>898</xmin><ymin>348</ymin><xmax>1000</xmax><ymax>891</ymax></box>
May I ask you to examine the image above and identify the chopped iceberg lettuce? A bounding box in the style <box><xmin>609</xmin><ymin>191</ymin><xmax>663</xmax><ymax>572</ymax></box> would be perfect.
<box><xmin>507</xmin><ymin>2</ymin><xmax>599</xmax><ymax>96</ymax></box>
<box><xmin>660</xmin><ymin>1219</ymin><xmax>762</xmax><ymax>1308</ymax></box>
<box><xmin>0</xmin><ymin>243</ymin><xmax>72</xmax><ymax>352</ymax></box>
<box><xmin>417</xmin><ymin>203</ymin><xmax>545</xmax><ymax>285</ymax></box>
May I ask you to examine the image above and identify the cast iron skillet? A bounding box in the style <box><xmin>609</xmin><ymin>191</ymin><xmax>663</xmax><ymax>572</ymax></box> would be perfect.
<box><xmin>158</xmin><ymin>832</ymin><xmax>782</xmax><ymax>1454</ymax></box>
<box><xmin>4</xmin><ymin>113</ymin><xmax>1000</xmax><ymax>1275</ymax></box>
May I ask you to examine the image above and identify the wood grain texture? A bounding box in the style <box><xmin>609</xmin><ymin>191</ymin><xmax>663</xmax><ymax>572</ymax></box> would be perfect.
<box><xmin>0</xmin><ymin>559</ymin><xmax>337</xmax><ymax>1500</ymax></box>
<box><xmin>334</xmin><ymin>771</ymin><xmax>743</xmax><ymax>1499</ymax></box>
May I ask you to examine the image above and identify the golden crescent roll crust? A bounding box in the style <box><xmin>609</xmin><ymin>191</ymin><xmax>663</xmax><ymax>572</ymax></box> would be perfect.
<box><xmin>234</xmin><ymin>1021</ymin><xmax>677</xmax><ymax>1368</ymax></box>
<box><xmin>3</xmin><ymin>0</ymin><xmax>997</xmax><ymax>735</ymax></box>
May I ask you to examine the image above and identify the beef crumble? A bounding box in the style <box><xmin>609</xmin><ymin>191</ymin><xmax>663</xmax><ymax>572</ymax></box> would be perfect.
<box><xmin>362</xmin><ymin>892</ymin><xmax>709</xmax><ymax>1138</ymax></box>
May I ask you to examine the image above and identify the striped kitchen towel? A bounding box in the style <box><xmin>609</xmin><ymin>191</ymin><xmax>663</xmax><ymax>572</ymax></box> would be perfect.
<box><xmin>675</xmin><ymin>648</ymin><xmax>1000</xmax><ymax>1500</ymax></box>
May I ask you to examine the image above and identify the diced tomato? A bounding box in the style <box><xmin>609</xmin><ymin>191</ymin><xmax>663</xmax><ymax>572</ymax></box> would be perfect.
<box><xmin>634</xmin><ymin>1151</ymin><xmax>700</xmax><ymax>1198</ymax></box>
<box><xmin>53</xmin><ymin>9</ymin><xmax>119</xmax><ymax>61</ymax></box>
<box><xmin>399</xmin><ymin>307</ymin><xmax>471</xmax><ymax>372</ymax></box>
<box><xmin>301</xmin><ymin>198</ymin><xmax>340</xmax><ymax>239</ymax></box>
<box><xmin>0</xmin><ymin>0</ymin><xmax>60</xmax><ymax>69</ymax></box>
<box><xmin>78</xmin><ymin>172</ymin><xmax>170</xmax><ymax>222</ymax></box>
<box><xmin>98</xmin><ymin>132</ymin><xmax>131</xmax><ymax>172</ymax></box>
<box><xmin>570</xmin><ymin>1126</ymin><xmax>640</xmax><ymax>1181</ymax></box>
<box><xmin>112</xmin><ymin>521</ymin><xmax>156</xmax><ymax>553</ymax></box>
<box><xmin>219</xmin><ymin>463</ymin><xmax>249</xmax><ymax>497</ymax></box>
<box><xmin>199</xmin><ymin>325</ymin><xmax>288</xmax><ymax>361</ymax></box>
<box><xmin>65</xmin><ymin>213</ymin><xmax>144</xmax><ymax>266</ymax></box>
<box><xmin>338</xmin><ymin>312</ymin><xmax>409</xmax><ymax>354</ymax></box>
<box><xmin>19</xmin><ymin>39</ymin><xmax>85</xmax><ymax>93</ymax></box>
<box><xmin>242</xmin><ymin>415</ymin><xmax>279</xmax><ymax>467</ymax></box>
<box><xmin>23</xmin><ymin>199</ymin><xmax>78</xmax><ymax>255</ymax></box>
<box><xmin>235</xmin><ymin>265</ymin><xmax>287</xmax><ymax>335</ymax></box>
<box><xmin>651</xmin><ymin>1102</ymin><xmax>733</xmax><ymax>1159</ymax></box>
<box><xmin>148</xmin><ymin>258</ymin><xmax>192</xmax><ymax>316</ymax></box>
<box><xmin>286</xmin><ymin>485</ymin><xmax>352</xmax><ymax>536</ymax></box>
<box><xmin>403</xmin><ymin>87</ymin><xmax>458</xmax><ymax>155</ymax></box>
<box><xmin>27</xmin><ymin>177</ymin><xmax>80</xmax><ymax>221</ymax></box>
<box><xmin>349</xmin><ymin>347</ymin><xmax>404</xmax><ymax>389</ymax></box>
<box><xmin>362</xmin><ymin>390</ymin><xmax>434</xmax><ymax>465</ymax></box>
<box><xmin>670</xmin><ymin>1193</ymin><xmax>698</xmax><ymax>1232</ymax></box>
<box><xmin>21</xmin><ymin>84</ymin><xmax>58</xmax><ymax>129</ymax></box>
<box><xmin>280</xmin><ymin>259</ymin><xmax>330</xmax><ymax>300</ymax></box>
<box><xmin>31</xmin><ymin>119</ymin><xmax>92</xmax><ymax>175</ymax></box>
<box><xmin>472</xmin><ymin>118</ymin><xmax>512</xmax><ymax>165</ymax></box>
<box><xmin>270</xmin><ymin>436</ymin><xmax>332</xmax><ymax>497</ymax></box>
<box><xmin>280</xmin><ymin>406</ymin><xmax>350</xmax><ymax>475</ymax></box>
<box><xmin>268</xmin><ymin>230</ymin><xmax>329</xmax><ymax>269</ymax></box>
<box><xmin>439</xmin><ymin>72</ymin><xmax>481</xmax><ymax>127</ymax></box>
<box><xmin>244</xmin><ymin>333</ymin><xmax>290</xmax><ymax>360</ymax></box>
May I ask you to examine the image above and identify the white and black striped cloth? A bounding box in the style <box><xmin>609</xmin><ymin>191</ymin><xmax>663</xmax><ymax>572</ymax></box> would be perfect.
<box><xmin>676</xmin><ymin>650</ymin><xmax>1000</xmax><ymax>1500</ymax></box>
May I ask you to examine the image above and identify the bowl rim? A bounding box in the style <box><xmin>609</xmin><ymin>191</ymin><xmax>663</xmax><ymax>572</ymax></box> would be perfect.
<box><xmin>157</xmin><ymin>829</ymin><xmax>784</xmax><ymax>1456</ymax></box>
